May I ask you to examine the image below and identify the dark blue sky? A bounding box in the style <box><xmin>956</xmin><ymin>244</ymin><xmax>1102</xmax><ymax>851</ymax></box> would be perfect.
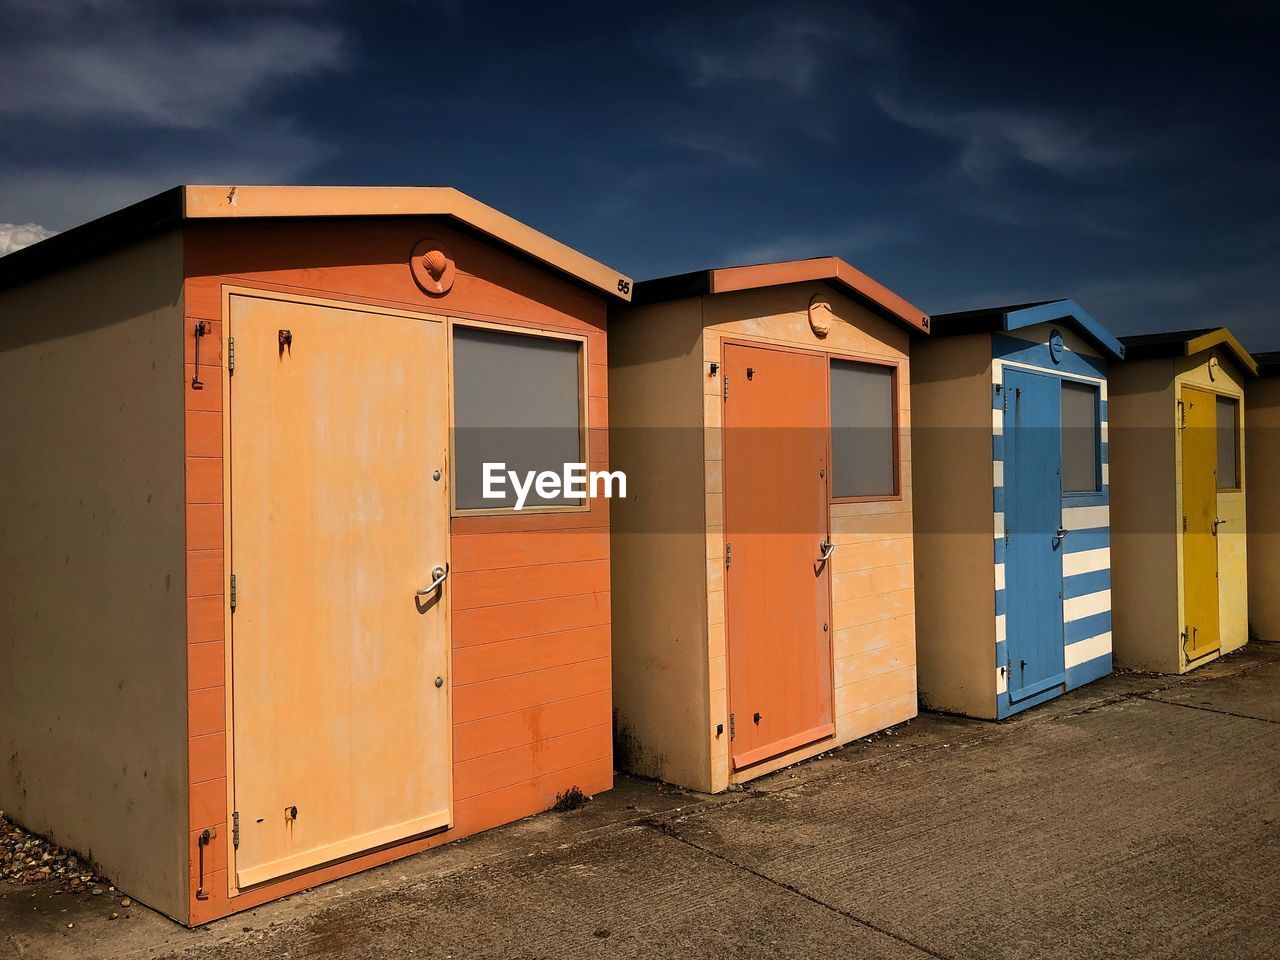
<box><xmin>2</xmin><ymin>1</ymin><xmax>1278</xmax><ymax>346</ymax></box>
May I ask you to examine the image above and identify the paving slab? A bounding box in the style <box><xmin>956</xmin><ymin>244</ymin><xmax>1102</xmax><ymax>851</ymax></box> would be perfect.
<box><xmin>669</xmin><ymin>689</ymin><xmax>1280</xmax><ymax>960</ymax></box>
<box><xmin>4</xmin><ymin>645</ymin><xmax>1278</xmax><ymax>959</ymax></box>
<box><xmin>1145</xmin><ymin>642</ymin><xmax>1280</xmax><ymax>723</ymax></box>
<box><xmin>151</xmin><ymin>826</ymin><xmax>926</xmax><ymax>960</ymax></box>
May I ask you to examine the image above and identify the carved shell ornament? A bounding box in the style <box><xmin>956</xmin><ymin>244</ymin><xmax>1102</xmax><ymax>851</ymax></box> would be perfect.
<box><xmin>808</xmin><ymin>295</ymin><xmax>833</xmax><ymax>339</ymax></box>
<box><xmin>410</xmin><ymin>239</ymin><xmax>457</xmax><ymax>296</ymax></box>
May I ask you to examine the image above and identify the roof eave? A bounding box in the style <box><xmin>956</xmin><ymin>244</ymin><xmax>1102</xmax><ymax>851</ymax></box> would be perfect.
<box><xmin>1003</xmin><ymin>300</ymin><xmax>1126</xmax><ymax>360</ymax></box>
<box><xmin>632</xmin><ymin>257</ymin><xmax>929</xmax><ymax>334</ymax></box>
<box><xmin>0</xmin><ymin>185</ymin><xmax>634</xmax><ymax>302</ymax></box>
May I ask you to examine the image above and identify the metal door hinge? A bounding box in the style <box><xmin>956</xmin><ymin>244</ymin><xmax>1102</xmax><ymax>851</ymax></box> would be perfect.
<box><xmin>1004</xmin><ymin>521</ymin><xmax>1010</xmax><ymax>546</ymax></box>
<box><xmin>723</xmin><ymin>373</ymin><xmax>728</xmax><ymax>401</ymax></box>
<box><xmin>729</xmin><ymin>713</ymin><xmax>735</xmax><ymax>740</ymax></box>
<box><xmin>725</xmin><ymin>543</ymin><xmax>731</xmax><ymax>569</ymax></box>
<box><xmin>232</xmin><ymin>811</ymin><xmax>240</xmax><ymax>849</ymax></box>
<box><xmin>1178</xmin><ymin>400</ymin><xmax>1185</xmax><ymax>429</ymax></box>
<box><xmin>228</xmin><ymin>336</ymin><xmax>235</xmax><ymax>375</ymax></box>
<box><xmin>230</xmin><ymin>573</ymin><xmax>237</xmax><ymax>612</ymax></box>
<box><xmin>1182</xmin><ymin>516</ymin><xmax>1188</xmax><ymax>533</ymax></box>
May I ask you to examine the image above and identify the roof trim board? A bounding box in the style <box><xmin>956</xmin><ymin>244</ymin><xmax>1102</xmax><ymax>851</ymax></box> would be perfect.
<box><xmin>932</xmin><ymin>299</ymin><xmax>1125</xmax><ymax>360</ymax></box>
<box><xmin>1120</xmin><ymin>327</ymin><xmax>1258</xmax><ymax>375</ymax></box>
<box><xmin>0</xmin><ymin>185</ymin><xmax>633</xmax><ymax>301</ymax></box>
<box><xmin>632</xmin><ymin>257</ymin><xmax>930</xmax><ymax>334</ymax></box>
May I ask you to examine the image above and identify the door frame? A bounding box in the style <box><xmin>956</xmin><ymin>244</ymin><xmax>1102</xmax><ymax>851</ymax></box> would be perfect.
<box><xmin>1178</xmin><ymin>382</ymin><xmax>1232</xmax><ymax>666</ymax></box>
<box><xmin>717</xmin><ymin>334</ymin><xmax>904</xmax><ymax>770</ymax></box>
<box><xmin>1000</xmin><ymin>365</ymin><xmax>1069</xmax><ymax>704</ymax></box>
<box><xmin>218</xmin><ymin>285</ymin><xmax>454</xmax><ymax>897</ymax></box>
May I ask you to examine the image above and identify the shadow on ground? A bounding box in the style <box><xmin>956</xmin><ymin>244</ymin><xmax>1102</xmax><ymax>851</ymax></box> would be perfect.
<box><xmin>5</xmin><ymin>644</ymin><xmax>1278</xmax><ymax>959</ymax></box>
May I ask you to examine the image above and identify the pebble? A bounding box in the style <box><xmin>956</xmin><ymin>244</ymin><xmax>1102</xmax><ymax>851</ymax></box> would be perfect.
<box><xmin>1</xmin><ymin>814</ymin><xmax>113</xmax><ymax>896</ymax></box>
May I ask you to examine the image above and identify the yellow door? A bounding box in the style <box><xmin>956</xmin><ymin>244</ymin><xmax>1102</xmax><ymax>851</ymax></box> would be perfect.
<box><xmin>1181</xmin><ymin>386</ymin><xmax>1220</xmax><ymax>662</ymax></box>
<box><xmin>228</xmin><ymin>293</ymin><xmax>452</xmax><ymax>890</ymax></box>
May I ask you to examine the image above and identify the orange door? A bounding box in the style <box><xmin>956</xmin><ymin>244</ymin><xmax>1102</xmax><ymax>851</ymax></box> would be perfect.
<box><xmin>228</xmin><ymin>293</ymin><xmax>452</xmax><ymax>890</ymax></box>
<box><xmin>722</xmin><ymin>343</ymin><xmax>834</xmax><ymax>770</ymax></box>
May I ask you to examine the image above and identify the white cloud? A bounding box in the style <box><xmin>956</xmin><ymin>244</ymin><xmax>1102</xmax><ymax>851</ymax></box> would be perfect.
<box><xmin>0</xmin><ymin>223</ymin><xmax>57</xmax><ymax>256</ymax></box>
<box><xmin>0</xmin><ymin>120</ymin><xmax>336</xmax><ymax>227</ymax></box>
<box><xmin>0</xmin><ymin>21</ymin><xmax>344</xmax><ymax>130</ymax></box>
<box><xmin>876</xmin><ymin>94</ymin><xmax>1130</xmax><ymax>182</ymax></box>
<box><xmin>0</xmin><ymin>2</ymin><xmax>347</xmax><ymax>229</ymax></box>
<box><xmin>726</xmin><ymin>220</ymin><xmax>915</xmax><ymax>266</ymax></box>
<box><xmin>663</xmin><ymin>7</ymin><xmax>904</xmax><ymax>96</ymax></box>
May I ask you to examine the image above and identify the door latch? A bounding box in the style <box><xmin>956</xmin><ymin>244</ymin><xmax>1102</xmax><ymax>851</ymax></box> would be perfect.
<box><xmin>191</xmin><ymin>321</ymin><xmax>211</xmax><ymax>390</ymax></box>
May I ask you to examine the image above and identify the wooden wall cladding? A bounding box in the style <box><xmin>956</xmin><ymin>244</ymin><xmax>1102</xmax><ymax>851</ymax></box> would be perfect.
<box><xmin>182</xmin><ymin>219</ymin><xmax>611</xmax><ymax>924</ymax></box>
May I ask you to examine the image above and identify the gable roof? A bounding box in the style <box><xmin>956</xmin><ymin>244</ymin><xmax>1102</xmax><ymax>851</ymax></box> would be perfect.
<box><xmin>633</xmin><ymin>257</ymin><xmax>929</xmax><ymax>334</ymax></box>
<box><xmin>1253</xmin><ymin>351</ymin><xmax>1280</xmax><ymax>377</ymax></box>
<box><xmin>1120</xmin><ymin>327</ymin><xmax>1258</xmax><ymax>375</ymax></box>
<box><xmin>931</xmin><ymin>299</ymin><xmax>1125</xmax><ymax>360</ymax></box>
<box><xmin>0</xmin><ymin>185</ymin><xmax>633</xmax><ymax>301</ymax></box>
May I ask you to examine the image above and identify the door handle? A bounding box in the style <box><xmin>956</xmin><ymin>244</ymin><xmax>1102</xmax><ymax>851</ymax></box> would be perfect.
<box><xmin>416</xmin><ymin>563</ymin><xmax>449</xmax><ymax>596</ymax></box>
<box><xmin>818</xmin><ymin>539</ymin><xmax>836</xmax><ymax>563</ymax></box>
<box><xmin>1053</xmin><ymin>526</ymin><xmax>1069</xmax><ymax>547</ymax></box>
<box><xmin>1213</xmin><ymin>518</ymin><xmax>1228</xmax><ymax>534</ymax></box>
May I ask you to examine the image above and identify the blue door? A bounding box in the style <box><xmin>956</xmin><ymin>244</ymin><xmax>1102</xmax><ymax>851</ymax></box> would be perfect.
<box><xmin>1003</xmin><ymin>368</ymin><xmax>1066</xmax><ymax>703</ymax></box>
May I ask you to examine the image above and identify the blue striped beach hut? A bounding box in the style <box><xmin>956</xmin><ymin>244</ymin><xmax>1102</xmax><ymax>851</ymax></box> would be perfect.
<box><xmin>911</xmin><ymin>301</ymin><xmax>1123</xmax><ymax>718</ymax></box>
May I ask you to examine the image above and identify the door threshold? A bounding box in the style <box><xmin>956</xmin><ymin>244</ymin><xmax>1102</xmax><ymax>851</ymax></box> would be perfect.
<box><xmin>732</xmin><ymin>722</ymin><xmax>836</xmax><ymax>770</ymax></box>
<box><xmin>1008</xmin><ymin>671</ymin><xmax>1067</xmax><ymax>704</ymax></box>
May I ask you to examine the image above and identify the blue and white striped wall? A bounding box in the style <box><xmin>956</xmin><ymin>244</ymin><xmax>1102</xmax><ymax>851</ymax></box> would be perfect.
<box><xmin>991</xmin><ymin>328</ymin><xmax>1113</xmax><ymax>718</ymax></box>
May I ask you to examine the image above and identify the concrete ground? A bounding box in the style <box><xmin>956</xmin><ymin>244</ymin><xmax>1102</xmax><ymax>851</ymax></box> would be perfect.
<box><xmin>4</xmin><ymin>643</ymin><xmax>1278</xmax><ymax>960</ymax></box>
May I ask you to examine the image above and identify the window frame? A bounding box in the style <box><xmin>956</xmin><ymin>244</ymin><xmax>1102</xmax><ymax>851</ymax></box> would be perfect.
<box><xmin>1215</xmin><ymin>393</ymin><xmax>1242</xmax><ymax>493</ymax></box>
<box><xmin>826</xmin><ymin>352</ymin><xmax>902</xmax><ymax>504</ymax></box>
<box><xmin>1060</xmin><ymin>377</ymin><xmax>1103</xmax><ymax>497</ymax></box>
<box><xmin>448</xmin><ymin>318</ymin><xmax>590</xmax><ymax>517</ymax></box>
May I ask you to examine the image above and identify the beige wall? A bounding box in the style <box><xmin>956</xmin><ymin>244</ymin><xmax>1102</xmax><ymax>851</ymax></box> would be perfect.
<box><xmin>909</xmin><ymin>333</ymin><xmax>998</xmax><ymax>718</ymax></box>
<box><xmin>0</xmin><ymin>234</ymin><xmax>189</xmax><ymax>917</ymax></box>
<box><xmin>607</xmin><ymin>297</ymin><xmax>712</xmax><ymax>790</ymax></box>
<box><xmin>1109</xmin><ymin>357</ymin><xmax>1180</xmax><ymax>671</ymax></box>
<box><xmin>1247</xmin><ymin>376</ymin><xmax>1280</xmax><ymax>641</ymax></box>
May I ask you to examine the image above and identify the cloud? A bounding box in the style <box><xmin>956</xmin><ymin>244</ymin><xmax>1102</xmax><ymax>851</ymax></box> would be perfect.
<box><xmin>0</xmin><ymin>223</ymin><xmax>57</xmax><ymax>256</ymax></box>
<box><xmin>876</xmin><ymin>94</ymin><xmax>1130</xmax><ymax>183</ymax></box>
<box><xmin>667</xmin><ymin>132</ymin><xmax>763</xmax><ymax>170</ymax></box>
<box><xmin>0</xmin><ymin>19</ymin><xmax>344</xmax><ymax>130</ymax></box>
<box><xmin>661</xmin><ymin>5</ymin><xmax>905</xmax><ymax>96</ymax></box>
<box><xmin>726</xmin><ymin>220</ymin><xmax>915</xmax><ymax>266</ymax></box>
<box><xmin>0</xmin><ymin>1</ymin><xmax>347</xmax><ymax>229</ymax></box>
<box><xmin>0</xmin><ymin>119</ymin><xmax>336</xmax><ymax>227</ymax></box>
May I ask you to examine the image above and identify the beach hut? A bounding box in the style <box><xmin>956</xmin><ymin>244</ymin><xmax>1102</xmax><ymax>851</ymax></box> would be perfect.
<box><xmin>1247</xmin><ymin>352</ymin><xmax>1280</xmax><ymax>641</ymax></box>
<box><xmin>912</xmin><ymin>301</ymin><xmax>1124</xmax><ymax>718</ymax></box>
<box><xmin>0</xmin><ymin>185</ymin><xmax>629</xmax><ymax>924</ymax></box>
<box><xmin>608</xmin><ymin>258</ymin><xmax>928</xmax><ymax>792</ymax></box>
<box><xmin>1109</xmin><ymin>328</ymin><xmax>1257</xmax><ymax>672</ymax></box>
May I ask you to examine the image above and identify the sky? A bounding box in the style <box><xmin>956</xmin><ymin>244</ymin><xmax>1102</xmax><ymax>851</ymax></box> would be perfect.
<box><xmin>1</xmin><ymin>1</ymin><xmax>1278</xmax><ymax>347</ymax></box>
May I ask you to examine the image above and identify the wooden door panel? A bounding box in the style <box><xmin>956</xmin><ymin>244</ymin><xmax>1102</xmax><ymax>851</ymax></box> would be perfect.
<box><xmin>1181</xmin><ymin>387</ymin><xmax>1220</xmax><ymax>662</ymax></box>
<box><xmin>1003</xmin><ymin>369</ymin><xmax>1067</xmax><ymax>702</ymax></box>
<box><xmin>229</xmin><ymin>294</ymin><xmax>451</xmax><ymax>889</ymax></box>
<box><xmin>723</xmin><ymin>344</ymin><xmax>833</xmax><ymax>769</ymax></box>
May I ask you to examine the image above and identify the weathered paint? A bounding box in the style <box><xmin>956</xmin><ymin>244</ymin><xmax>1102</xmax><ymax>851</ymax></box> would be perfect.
<box><xmin>721</xmin><ymin>342</ymin><xmax>834</xmax><ymax>769</ymax></box>
<box><xmin>226</xmin><ymin>293</ymin><xmax>452</xmax><ymax>889</ymax></box>
<box><xmin>181</xmin><ymin>217</ymin><xmax>615</xmax><ymax>922</ymax></box>
<box><xmin>914</xmin><ymin>309</ymin><xmax>1116</xmax><ymax>720</ymax></box>
<box><xmin>610</xmin><ymin>271</ymin><xmax>920</xmax><ymax>793</ymax></box>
